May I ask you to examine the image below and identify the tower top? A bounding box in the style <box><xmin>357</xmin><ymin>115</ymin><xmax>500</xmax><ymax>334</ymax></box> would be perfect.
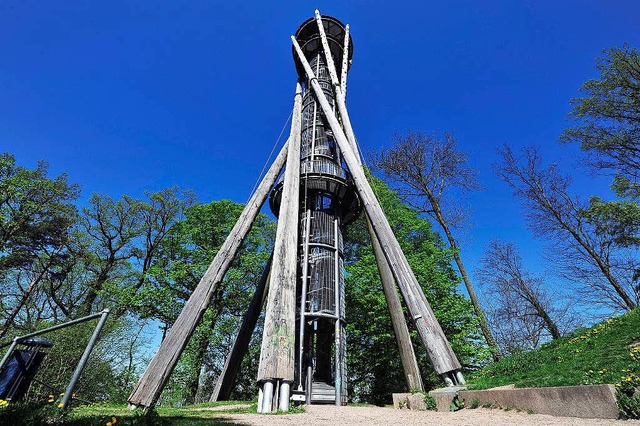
<box><xmin>293</xmin><ymin>13</ymin><xmax>353</xmax><ymax>79</ymax></box>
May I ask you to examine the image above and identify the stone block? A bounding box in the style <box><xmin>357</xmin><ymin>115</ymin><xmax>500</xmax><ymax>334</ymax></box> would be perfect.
<box><xmin>459</xmin><ymin>384</ymin><xmax>619</xmax><ymax>419</ymax></box>
<box><xmin>407</xmin><ymin>393</ymin><xmax>426</xmax><ymax>410</ymax></box>
<box><xmin>429</xmin><ymin>386</ymin><xmax>466</xmax><ymax>412</ymax></box>
<box><xmin>392</xmin><ymin>393</ymin><xmax>410</xmax><ymax>409</ymax></box>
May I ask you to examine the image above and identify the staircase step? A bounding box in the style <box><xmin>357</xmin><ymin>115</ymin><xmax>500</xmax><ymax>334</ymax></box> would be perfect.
<box><xmin>310</xmin><ymin>381</ymin><xmax>337</xmax><ymax>404</ymax></box>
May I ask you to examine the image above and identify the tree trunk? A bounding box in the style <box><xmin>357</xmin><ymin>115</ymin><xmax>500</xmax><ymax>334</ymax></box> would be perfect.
<box><xmin>429</xmin><ymin>197</ymin><xmax>501</xmax><ymax>361</ymax></box>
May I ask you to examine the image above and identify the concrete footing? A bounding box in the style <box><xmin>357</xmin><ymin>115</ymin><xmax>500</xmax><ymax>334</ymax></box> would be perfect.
<box><xmin>429</xmin><ymin>386</ymin><xmax>466</xmax><ymax>412</ymax></box>
<box><xmin>458</xmin><ymin>384</ymin><xmax>619</xmax><ymax>419</ymax></box>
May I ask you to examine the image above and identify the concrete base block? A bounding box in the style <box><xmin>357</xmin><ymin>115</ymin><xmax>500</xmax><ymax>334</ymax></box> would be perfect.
<box><xmin>459</xmin><ymin>384</ymin><xmax>619</xmax><ymax>419</ymax></box>
<box><xmin>392</xmin><ymin>393</ymin><xmax>410</xmax><ymax>409</ymax></box>
<box><xmin>407</xmin><ymin>393</ymin><xmax>426</xmax><ymax>410</ymax></box>
<box><xmin>429</xmin><ymin>386</ymin><xmax>466</xmax><ymax>412</ymax></box>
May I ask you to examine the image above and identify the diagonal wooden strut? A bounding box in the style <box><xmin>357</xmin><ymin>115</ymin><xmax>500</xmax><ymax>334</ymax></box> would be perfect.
<box><xmin>210</xmin><ymin>254</ymin><xmax>273</xmax><ymax>402</ymax></box>
<box><xmin>292</xmin><ymin>34</ymin><xmax>462</xmax><ymax>375</ymax></box>
<box><xmin>370</xmin><ymin>221</ymin><xmax>424</xmax><ymax>391</ymax></box>
<box><xmin>128</xmin><ymin>140</ymin><xmax>290</xmax><ymax>409</ymax></box>
<box><xmin>314</xmin><ymin>12</ymin><xmax>424</xmax><ymax>390</ymax></box>
<box><xmin>314</xmin><ymin>10</ymin><xmax>360</xmax><ymax>161</ymax></box>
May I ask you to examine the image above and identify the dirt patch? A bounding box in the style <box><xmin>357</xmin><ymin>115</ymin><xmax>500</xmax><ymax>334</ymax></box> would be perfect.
<box><xmin>215</xmin><ymin>404</ymin><xmax>640</xmax><ymax>425</ymax></box>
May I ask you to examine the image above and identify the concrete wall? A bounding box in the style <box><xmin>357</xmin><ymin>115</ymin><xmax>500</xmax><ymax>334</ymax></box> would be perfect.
<box><xmin>459</xmin><ymin>384</ymin><xmax>619</xmax><ymax>419</ymax></box>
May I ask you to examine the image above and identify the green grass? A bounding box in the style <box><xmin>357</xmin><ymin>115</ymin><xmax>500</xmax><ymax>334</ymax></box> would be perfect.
<box><xmin>1</xmin><ymin>400</ymin><xmax>302</xmax><ymax>425</ymax></box>
<box><xmin>468</xmin><ymin>308</ymin><xmax>640</xmax><ymax>390</ymax></box>
<box><xmin>66</xmin><ymin>401</ymin><xmax>264</xmax><ymax>425</ymax></box>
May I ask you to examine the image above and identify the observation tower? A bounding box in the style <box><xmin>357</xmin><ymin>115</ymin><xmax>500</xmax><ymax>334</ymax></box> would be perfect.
<box><xmin>128</xmin><ymin>10</ymin><xmax>464</xmax><ymax>414</ymax></box>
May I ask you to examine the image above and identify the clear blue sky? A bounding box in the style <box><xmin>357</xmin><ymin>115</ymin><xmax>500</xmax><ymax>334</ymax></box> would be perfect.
<box><xmin>2</xmin><ymin>1</ymin><xmax>640</xmax><ymax>307</ymax></box>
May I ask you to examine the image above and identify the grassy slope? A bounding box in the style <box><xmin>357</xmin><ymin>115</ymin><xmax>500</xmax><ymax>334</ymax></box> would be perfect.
<box><xmin>468</xmin><ymin>308</ymin><xmax>640</xmax><ymax>390</ymax></box>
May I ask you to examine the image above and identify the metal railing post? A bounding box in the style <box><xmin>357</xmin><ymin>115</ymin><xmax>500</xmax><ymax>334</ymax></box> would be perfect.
<box><xmin>60</xmin><ymin>309</ymin><xmax>110</xmax><ymax>410</ymax></box>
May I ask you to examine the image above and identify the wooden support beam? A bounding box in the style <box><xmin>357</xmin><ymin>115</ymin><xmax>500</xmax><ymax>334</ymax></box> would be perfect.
<box><xmin>340</xmin><ymin>24</ymin><xmax>350</xmax><ymax>98</ymax></box>
<box><xmin>292</xmin><ymin>35</ymin><xmax>461</xmax><ymax>375</ymax></box>
<box><xmin>209</xmin><ymin>254</ymin><xmax>272</xmax><ymax>402</ymax></box>
<box><xmin>257</xmin><ymin>81</ymin><xmax>303</xmax><ymax>383</ymax></box>
<box><xmin>314</xmin><ymin>10</ymin><xmax>360</xmax><ymax>161</ymax></box>
<box><xmin>127</xmin><ymin>140</ymin><xmax>290</xmax><ymax>409</ymax></box>
<box><xmin>312</xmin><ymin>19</ymin><xmax>425</xmax><ymax>389</ymax></box>
<box><xmin>369</xmin><ymin>220</ymin><xmax>424</xmax><ymax>392</ymax></box>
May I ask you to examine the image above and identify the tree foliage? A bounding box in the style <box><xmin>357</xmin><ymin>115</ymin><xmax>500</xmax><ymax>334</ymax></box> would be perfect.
<box><xmin>137</xmin><ymin>199</ymin><xmax>275</xmax><ymax>404</ymax></box>
<box><xmin>561</xmin><ymin>44</ymin><xmax>640</xmax><ymax>263</ymax></box>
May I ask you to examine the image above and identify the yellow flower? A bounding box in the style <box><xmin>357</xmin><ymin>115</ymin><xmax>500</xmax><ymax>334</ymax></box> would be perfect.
<box><xmin>58</xmin><ymin>403</ymin><xmax>64</xmax><ymax>408</ymax></box>
<box><xmin>106</xmin><ymin>422</ymin><xmax>112</xmax><ymax>426</ymax></box>
<box><xmin>112</xmin><ymin>416</ymin><xmax>118</xmax><ymax>424</ymax></box>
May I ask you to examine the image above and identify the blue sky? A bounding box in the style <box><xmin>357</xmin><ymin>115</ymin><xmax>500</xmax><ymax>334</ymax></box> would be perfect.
<box><xmin>2</xmin><ymin>1</ymin><xmax>640</xmax><ymax>308</ymax></box>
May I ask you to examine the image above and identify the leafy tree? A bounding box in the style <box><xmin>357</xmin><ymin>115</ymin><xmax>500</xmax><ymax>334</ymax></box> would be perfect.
<box><xmin>0</xmin><ymin>153</ymin><xmax>79</xmax><ymax>338</ymax></box>
<box><xmin>345</xmin><ymin>175</ymin><xmax>482</xmax><ymax>404</ymax></box>
<box><xmin>561</xmin><ymin>44</ymin><xmax>640</xmax><ymax>255</ymax></box>
<box><xmin>373</xmin><ymin>132</ymin><xmax>500</xmax><ymax>361</ymax></box>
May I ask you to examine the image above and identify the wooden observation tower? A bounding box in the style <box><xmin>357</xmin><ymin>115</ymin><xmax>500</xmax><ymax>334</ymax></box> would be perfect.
<box><xmin>128</xmin><ymin>10</ymin><xmax>465</xmax><ymax>413</ymax></box>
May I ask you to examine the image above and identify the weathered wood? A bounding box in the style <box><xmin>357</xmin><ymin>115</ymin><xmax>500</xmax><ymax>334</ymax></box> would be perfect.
<box><xmin>128</xmin><ymin>140</ymin><xmax>290</xmax><ymax>409</ymax></box>
<box><xmin>314</xmin><ymin>24</ymin><xmax>424</xmax><ymax>389</ymax></box>
<box><xmin>369</xmin><ymin>220</ymin><xmax>424</xmax><ymax>392</ymax></box>
<box><xmin>315</xmin><ymin>11</ymin><xmax>360</xmax><ymax>161</ymax></box>
<box><xmin>257</xmin><ymin>82</ymin><xmax>303</xmax><ymax>382</ymax></box>
<box><xmin>210</xmin><ymin>255</ymin><xmax>272</xmax><ymax>402</ymax></box>
<box><xmin>292</xmin><ymin>36</ymin><xmax>461</xmax><ymax>374</ymax></box>
<box><xmin>340</xmin><ymin>24</ymin><xmax>350</xmax><ymax>97</ymax></box>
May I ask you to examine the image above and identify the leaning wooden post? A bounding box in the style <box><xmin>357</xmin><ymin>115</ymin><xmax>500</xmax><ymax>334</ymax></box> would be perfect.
<box><xmin>128</xmin><ymin>140</ymin><xmax>289</xmax><ymax>409</ymax></box>
<box><xmin>292</xmin><ymin>35</ymin><xmax>462</xmax><ymax>378</ymax></box>
<box><xmin>340</xmin><ymin>24</ymin><xmax>350</xmax><ymax>97</ymax></box>
<box><xmin>313</xmin><ymin>17</ymin><xmax>425</xmax><ymax>391</ymax></box>
<box><xmin>369</xmin><ymin>222</ymin><xmax>424</xmax><ymax>391</ymax></box>
<box><xmin>256</xmin><ymin>81</ymin><xmax>303</xmax><ymax>413</ymax></box>
<box><xmin>210</xmin><ymin>254</ymin><xmax>273</xmax><ymax>402</ymax></box>
<box><xmin>314</xmin><ymin>10</ymin><xmax>360</xmax><ymax>161</ymax></box>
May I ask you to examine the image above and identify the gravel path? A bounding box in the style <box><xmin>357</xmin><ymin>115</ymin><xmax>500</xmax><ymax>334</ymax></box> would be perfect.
<box><xmin>215</xmin><ymin>405</ymin><xmax>640</xmax><ymax>426</ymax></box>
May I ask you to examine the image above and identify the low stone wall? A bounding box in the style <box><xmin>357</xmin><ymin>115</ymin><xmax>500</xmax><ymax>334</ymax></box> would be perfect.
<box><xmin>458</xmin><ymin>384</ymin><xmax>619</xmax><ymax>419</ymax></box>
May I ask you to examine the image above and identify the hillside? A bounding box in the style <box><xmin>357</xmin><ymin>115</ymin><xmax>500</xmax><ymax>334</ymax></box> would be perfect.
<box><xmin>469</xmin><ymin>308</ymin><xmax>640</xmax><ymax>390</ymax></box>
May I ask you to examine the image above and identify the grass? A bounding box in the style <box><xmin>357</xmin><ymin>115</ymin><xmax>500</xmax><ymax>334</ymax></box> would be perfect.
<box><xmin>67</xmin><ymin>401</ymin><xmax>268</xmax><ymax>425</ymax></box>
<box><xmin>468</xmin><ymin>308</ymin><xmax>640</xmax><ymax>390</ymax></box>
<box><xmin>0</xmin><ymin>400</ymin><xmax>303</xmax><ymax>426</ymax></box>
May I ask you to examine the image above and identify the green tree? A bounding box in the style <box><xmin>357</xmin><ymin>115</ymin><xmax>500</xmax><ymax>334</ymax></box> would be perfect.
<box><xmin>344</xmin><ymin>175</ymin><xmax>482</xmax><ymax>405</ymax></box>
<box><xmin>0</xmin><ymin>153</ymin><xmax>79</xmax><ymax>338</ymax></box>
<box><xmin>561</xmin><ymin>44</ymin><xmax>640</xmax><ymax>252</ymax></box>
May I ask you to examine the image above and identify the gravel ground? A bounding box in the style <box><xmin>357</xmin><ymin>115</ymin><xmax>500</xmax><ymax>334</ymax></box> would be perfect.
<box><xmin>214</xmin><ymin>405</ymin><xmax>640</xmax><ymax>426</ymax></box>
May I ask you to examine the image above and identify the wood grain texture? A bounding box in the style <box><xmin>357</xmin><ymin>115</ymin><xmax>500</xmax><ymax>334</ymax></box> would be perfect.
<box><xmin>369</xmin><ymin>220</ymin><xmax>424</xmax><ymax>392</ymax></box>
<box><xmin>256</xmin><ymin>82</ymin><xmax>303</xmax><ymax>382</ymax></box>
